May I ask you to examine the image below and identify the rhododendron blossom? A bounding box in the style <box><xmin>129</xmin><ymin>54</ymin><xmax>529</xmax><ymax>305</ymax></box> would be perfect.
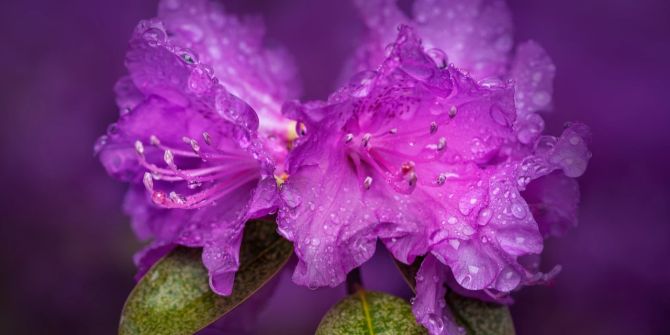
<box><xmin>277</xmin><ymin>2</ymin><xmax>591</xmax><ymax>333</ymax></box>
<box><xmin>96</xmin><ymin>0</ymin><xmax>297</xmax><ymax>295</ymax></box>
<box><xmin>97</xmin><ymin>0</ymin><xmax>591</xmax><ymax>333</ymax></box>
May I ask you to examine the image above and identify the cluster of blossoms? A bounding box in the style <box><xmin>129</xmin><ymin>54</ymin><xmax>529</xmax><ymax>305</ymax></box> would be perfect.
<box><xmin>97</xmin><ymin>0</ymin><xmax>591</xmax><ymax>334</ymax></box>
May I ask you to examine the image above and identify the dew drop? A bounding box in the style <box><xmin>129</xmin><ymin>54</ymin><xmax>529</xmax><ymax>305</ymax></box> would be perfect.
<box><xmin>448</xmin><ymin>239</ymin><xmax>460</xmax><ymax>250</ymax></box>
<box><xmin>532</xmin><ymin>91</ymin><xmax>551</xmax><ymax>107</ymax></box>
<box><xmin>427</xmin><ymin>314</ymin><xmax>445</xmax><ymax>332</ymax></box>
<box><xmin>93</xmin><ymin>135</ymin><xmax>108</xmax><ymax>154</ymax></box>
<box><xmin>142</xmin><ymin>28</ymin><xmax>166</xmax><ymax>47</ymax></box>
<box><xmin>427</xmin><ymin>48</ymin><xmax>448</xmax><ymax>69</ymax></box>
<box><xmin>511</xmin><ymin>203</ymin><xmax>526</xmax><ymax>219</ymax></box>
<box><xmin>477</xmin><ymin>208</ymin><xmax>492</xmax><ymax>226</ymax></box>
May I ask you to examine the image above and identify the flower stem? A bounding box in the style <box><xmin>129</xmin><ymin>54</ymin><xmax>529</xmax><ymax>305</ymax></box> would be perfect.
<box><xmin>346</xmin><ymin>267</ymin><xmax>363</xmax><ymax>294</ymax></box>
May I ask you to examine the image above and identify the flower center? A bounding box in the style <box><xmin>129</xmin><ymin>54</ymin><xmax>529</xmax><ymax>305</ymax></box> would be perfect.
<box><xmin>134</xmin><ymin>131</ymin><xmax>260</xmax><ymax>209</ymax></box>
<box><xmin>342</xmin><ymin>110</ymin><xmax>458</xmax><ymax>193</ymax></box>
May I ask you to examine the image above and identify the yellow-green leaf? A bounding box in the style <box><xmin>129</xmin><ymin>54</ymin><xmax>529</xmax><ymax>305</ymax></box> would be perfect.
<box><xmin>394</xmin><ymin>258</ymin><xmax>516</xmax><ymax>335</ymax></box>
<box><xmin>316</xmin><ymin>290</ymin><xmax>427</xmax><ymax>335</ymax></box>
<box><xmin>119</xmin><ymin>220</ymin><xmax>292</xmax><ymax>335</ymax></box>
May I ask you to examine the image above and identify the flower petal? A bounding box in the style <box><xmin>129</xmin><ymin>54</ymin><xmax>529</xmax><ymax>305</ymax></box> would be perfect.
<box><xmin>510</xmin><ymin>41</ymin><xmax>556</xmax><ymax>144</ymax></box>
<box><xmin>157</xmin><ymin>0</ymin><xmax>300</xmax><ymax>160</ymax></box>
<box><xmin>353</xmin><ymin>0</ymin><xmax>514</xmax><ymax>79</ymax></box>
<box><xmin>98</xmin><ymin>13</ymin><xmax>280</xmax><ymax>295</ymax></box>
<box><xmin>278</xmin><ymin>125</ymin><xmax>379</xmax><ymax>288</ymax></box>
<box><xmin>413</xmin><ymin>255</ymin><xmax>465</xmax><ymax>335</ymax></box>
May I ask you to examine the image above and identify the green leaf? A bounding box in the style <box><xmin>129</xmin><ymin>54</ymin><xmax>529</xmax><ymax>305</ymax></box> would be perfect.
<box><xmin>394</xmin><ymin>258</ymin><xmax>516</xmax><ymax>335</ymax></box>
<box><xmin>119</xmin><ymin>220</ymin><xmax>293</xmax><ymax>335</ymax></box>
<box><xmin>316</xmin><ymin>290</ymin><xmax>427</xmax><ymax>335</ymax></box>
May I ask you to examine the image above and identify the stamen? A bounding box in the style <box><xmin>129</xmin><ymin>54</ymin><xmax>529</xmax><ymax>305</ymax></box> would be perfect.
<box><xmin>389</xmin><ymin>128</ymin><xmax>398</xmax><ymax>134</ymax></box>
<box><xmin>362</xmin><ymin>133</ymin><xmax>372</xmax><ymax>148</ymax></box>
<box><xmin>189</xmin><ymin>139</ymin><xmax>201</xmax><ymax>154</ymax></box>
<box><xmin>449</xmin><ymin>105</ymin><xmax>457</xmax><ymax>118</ymax></box>
<box><xmin>363</xmin><ymin>176</ymin><xmax>373</xmax><ymax>189</ymax></box>
<box><xmin>401</xmin><ymin>161</ymin><xmax>418</xmax><ymax>188</ymax></box>
<box><xmin>150</xmin><ymin>135</ymin><xmax>160</xmax><ymax>146</ymax></box>
<box><xmin>202</xmin><ymin>132</ymin><xmax>212</xmax><ymax>145</ymax></box>
<box><xmin>407</xmin><ymin>171</ymin><xmax>417</xmax><ymax>187</ymax></box>
<box><xmin>169</xmin><ymin>191</ymin><xmax>185</xmax><ymax>204</ymax></box>
<box><xmin>161</xmin><ymin>169</ymin><xmax>259</xmax><ymax>209</ymax></box>
<box><xmin>143</xmin><ymin>172</ymin><xmax>154</xmax><ymax>190</ymax></box>
<box><xmin>344</xmin><ymin>133</ymin><xmax>354</xmax><ymax>143</ymax></box>
<box><xmin>187</xmin><ymin>180</ymin><xmax>202</xmax><ymax>189</ymax></box>
<box><xmin>430</xmin><ymin>121</ymin><xmax>438</xmax><ymax>134</ymax></box>
<box><xmin>134</xmin><ymin>140</ymin><xmax>145</xmax><ymax>157</ymax></box>
<box><xmin>163</xmin><ymin>150</ymin><xmax>175</xmax><ymax>167</ymax></box>
<box><xmin>437</xmin><ymin>137</ymin><xmax>447</xmax><ymax>151</ymax></box>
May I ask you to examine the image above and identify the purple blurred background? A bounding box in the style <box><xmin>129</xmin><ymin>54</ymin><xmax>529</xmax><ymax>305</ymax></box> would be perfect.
<box><xmin>1</xmin><ymin>0</ymin><xmax>668</xmax><ymax>334</ymax></box>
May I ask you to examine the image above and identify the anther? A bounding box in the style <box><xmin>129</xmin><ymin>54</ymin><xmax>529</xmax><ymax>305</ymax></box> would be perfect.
<box><xmin>436</xmin><ymin>173</ymin><xmax>446</xmax><ymax>185</ymax></box>
<box><xmin>187</xmin><ymin>180</ymin><xmax>202</xmax><ymax>189</ymax></box>
<box><xmin>407</xmin><ymin>171</ymin><xmax>417</xmax><ymax>187</ymax></box>
<box><xmin>189</xmin><ymin>139</ymin><xmax>201</xmax><ymax>153</ymax></box>
<box><xmin>363</xmin><ymin>176</ymin><xmax>373</xmax><ymax>189</ymax></box>
<box><xmin>362</xmin><ymin>133</ymin><xmax>372</xmax><ymax>147</ymax></box>
<box><xmin>389</xmin><ymin>128</ymin><xmax>398</xmax><ymax>134</ymax></box>
<box><xmin>169</xmin><ymin>191</ymin><xmax>185</xmax><ymax>204</ymax></box>
<box><xmin>344</xmin><ymin>133</ymin><xmax>354</xmax><ymax>143</ymax></box>
<box><xmin>150</xmin><ymin>135</ymin><xmax>161</xmax><ymax>146</ymax></box>
<box><xmin>134</xmin><ymin>140</ymin><xmax>145</xmax><ymax>156</ymax></box>
<box><xmin>437</xmin><ymin>137</ymin><xmax>447</xmax><ymax>151</ymax></box>
<box><xmin>202</xmin><ymin>132</ymin><xmax>212</xmax><ymax>145</ymax></box>
<box><xmin>164</xmin><ymin>150</ymin><xmax>175</xmax><ymax>166</ymax></box>
<box><xmin>430</xmin><ymin>121</ymin><xmax>438</xmax><ymax>134</ymax></box>
<box><xmin>449</xmin><ymin>105</ymin><xmax>457</xmax><ymax>118</ymax></box>
<box><xmin>143</xmin><ymin>172</ymin><xmax>154</xmax><ymax>190</ymax></box>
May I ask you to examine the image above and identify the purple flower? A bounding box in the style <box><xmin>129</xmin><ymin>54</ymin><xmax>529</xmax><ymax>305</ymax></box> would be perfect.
<box><xmin>278</xmin><ymin>23</ymin><xmax>590</xmax><ymax>335</ymax></box>
<box><xmin>96</xmin><ymin>0</ymin><xmax>296</xmax><ymax>295</ymax></box>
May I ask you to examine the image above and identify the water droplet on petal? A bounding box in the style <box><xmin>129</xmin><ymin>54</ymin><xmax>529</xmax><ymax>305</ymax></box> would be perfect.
<box><xmin>532</xmin><ymin>91</ymin><xmax>551</xmax><ymax>107</ymax></box>
<box><xmin>427</xmin><ymin>48</ymin><xmax>448</xmax><ymax>69</ymax></box>
<box><xmin>477</xmin><ymin>208</ymin><xmax>492</xmax><ymax>226</ymax></box>
<box><xmin>427</xmin><ymin>314</ymin><xmax>445</xmax><ymax>332</ymax></box>
<box><xmin>142</xmin><ymin>28</ymin><xmax>166</xmax><ymax>47</ymax></box>
<box><xmin>178</xmin><ymin>49</ymin><xmax>198</xmax><ymax>65</ymax></box>
<box><xmin>511</xmin><ymin>203</ymin><xmax>526</xmax><ymax>219</ymax></box>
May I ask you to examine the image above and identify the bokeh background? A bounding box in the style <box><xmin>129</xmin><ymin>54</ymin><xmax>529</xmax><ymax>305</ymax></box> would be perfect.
<box><xmin>1</xmin><ymin>0</ymin><xmax>669</xmax><ymax>334</ymax></box>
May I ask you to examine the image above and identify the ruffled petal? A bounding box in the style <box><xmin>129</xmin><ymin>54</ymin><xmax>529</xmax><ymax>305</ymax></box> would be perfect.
<box><xmin>510</xmin><ymin>41</ymin><xmax>556</xmax><ymax>144</ymax></box>
<box><xmin>413</xmin><ymin>255</ymin><xmax>465</xmax><ymax>335</ymax></box>
<box><xmin>523</xmin><ymin>171</ymin><xmax>580</xmax><ymax>238</ymax></box>
<box><xmin>353</xmin><ymin>0</ymin><xmax>513</xmax><ymax>79</ymax></box>
<box><xmin>278</xmin><ymin>121</ymin><xmax>379</xmax><ymax>288</ymax></box>
<box><xmin>413</xmin><ymin>0</ymin><xmax>513</xmax><ymax>79</ymax></box>
<box><xmin>280</xmin><ymin>26</ymin><xmax>591</xmax><ymax>298</ymax></box>
<box><xmin>98</xmin><ymin>14</ymin><xmax>279</xmax><ymax>295</ymax></box>
<box><xmin>156</xmin><ymin>0</ymin><xmax>300</xmax><ymax>162</ymax></box>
